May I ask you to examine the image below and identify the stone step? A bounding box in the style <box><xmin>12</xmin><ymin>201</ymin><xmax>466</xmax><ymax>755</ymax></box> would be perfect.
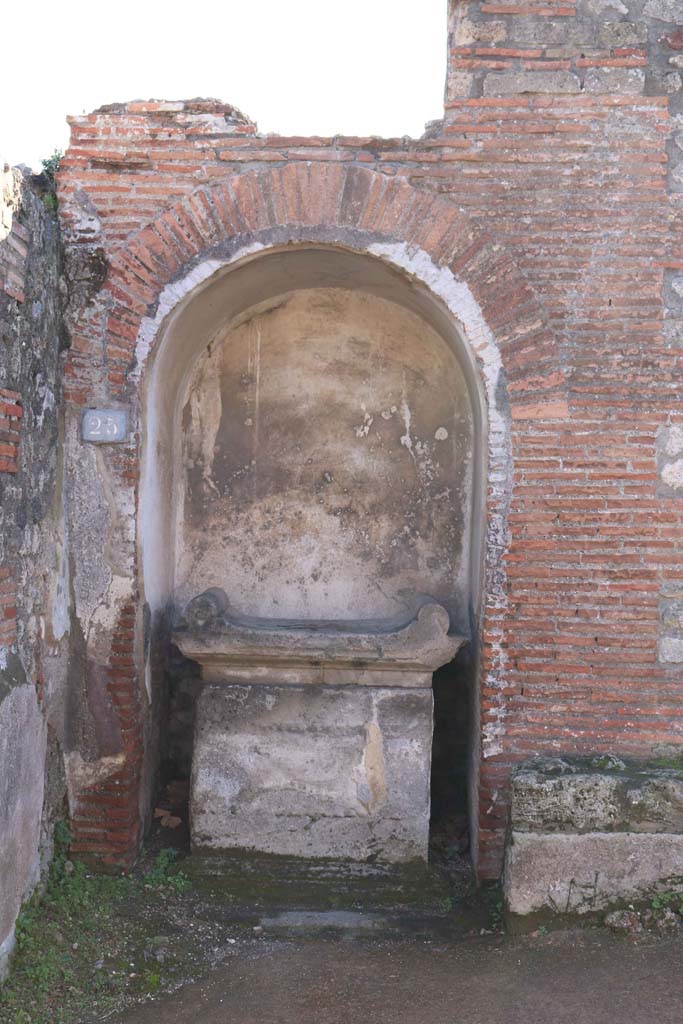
<box><xmin>180</xmin><ymin>851</ymin><xmax>488</xmax><ymax>939</ymax></box>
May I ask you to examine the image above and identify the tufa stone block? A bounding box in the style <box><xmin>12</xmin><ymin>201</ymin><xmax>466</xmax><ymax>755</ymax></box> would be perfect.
<box><xmin>447</xmin><ymin>72</ymin><xmax>476</xmax><ymax>99</ymax></box>
<box><xmin>659</xmin><ymin>636</ymin><xmax>683</xmax><ymax>663</ymax></box>
<box><xmin>661</xmin><ymin>599</ymin><xmax>683</xmax><ymax>632</ymax></box>
<box><xmin>452</xmin><ymin>17</ymin><xmax>507</xmax><ymax>46</ymax></box>
<box><xmin>510</xmin><ymin>759</ymin><xmax>683</xmax><ymax>833</ymax></box>
<box><xmin>483</xmin><ymin>71</ymin><xmax>581</xmax><ymax>96</ymax></box>
<box><xmin>657</xmin><ymin>423</ymin><xmax>683</xmax><ymax>496</ymax></box>
<box><xmin>644</xmin><ymin>0</ymin><xmax>683</xmax><ymax>24</ymax></box>
<box><xmin>584</xmin><ymin>0</ymin><xmax>628</xmax><ymax>13</ymax></box>
<box><xmin>505</xmin><ymin>832</ymin><xmax>683</xmax><ymax>915</ymax></box>
<box><xmin>598</xmin><ymin>21</ymin><xmax>648</xmax><ymax>47</ymax></box>
<box><xmin>584</xmin><ymin>68</ymin><xmax>645</xmax><ymax>94</ymax></box>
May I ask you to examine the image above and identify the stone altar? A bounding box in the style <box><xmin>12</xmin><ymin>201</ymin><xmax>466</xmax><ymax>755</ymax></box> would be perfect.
<box><xmin>173</xmin><ymin>589</ymin><xmax>464</xmax><ymax>862</ymax></box>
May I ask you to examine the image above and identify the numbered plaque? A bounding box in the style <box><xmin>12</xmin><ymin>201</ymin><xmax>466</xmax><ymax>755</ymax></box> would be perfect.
<box><xmin>82</xmin><ymin>409</ymin><xmax>128</xmax><ymax>444</ymax></box>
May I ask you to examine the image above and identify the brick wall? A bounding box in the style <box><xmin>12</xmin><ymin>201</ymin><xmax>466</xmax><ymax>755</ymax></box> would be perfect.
<box><xmin>56</xmin><ymin>0</ymin><xmax>683</xmax><ymax>879</ymax></box>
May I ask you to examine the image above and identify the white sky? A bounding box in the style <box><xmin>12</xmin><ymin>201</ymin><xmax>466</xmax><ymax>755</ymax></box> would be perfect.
<box><xmin>3</xmin><ymin>1</ymin><xmax>446</xmax><ymax>172</ymax></box>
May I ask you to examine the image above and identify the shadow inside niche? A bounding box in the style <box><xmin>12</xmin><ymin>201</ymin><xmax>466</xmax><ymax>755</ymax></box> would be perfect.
<box><xmin>429</xmin><ymin>645</ymin><xmax>473</xmax><ymax>878</ymax></box>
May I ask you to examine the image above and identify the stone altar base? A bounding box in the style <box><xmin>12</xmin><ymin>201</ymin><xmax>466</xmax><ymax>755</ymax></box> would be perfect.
<box><xmin>504</xmin><ymin>757</ymin><xmax>683</xmax><ymax>918</ymax></box>
<box><xmin>191</xmin><ymin>684</ymin><xmax>433</xmax><ymax>862</ymax></box>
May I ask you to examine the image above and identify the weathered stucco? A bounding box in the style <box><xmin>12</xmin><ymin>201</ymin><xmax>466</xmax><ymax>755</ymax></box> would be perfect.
<box><xmin>140</xmin><ymin>244</ymin><xmax>489</xmax><ymax>631</ymax></box>
<box><xmin>177</xmin><ymin>286</ymin><xmax>474</xmax><ymax>623</ymax></box>
<box><xmin>0</xmin><ymin>684</ymin><xmax>46</xmax><ymax>979</ymax></box>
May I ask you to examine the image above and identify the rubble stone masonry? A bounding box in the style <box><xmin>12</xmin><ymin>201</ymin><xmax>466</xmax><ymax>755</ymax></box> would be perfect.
<box><xmin>0</xmin><ymin>166</ymin><xmax>68</xmax><ymax>977</ymax></box>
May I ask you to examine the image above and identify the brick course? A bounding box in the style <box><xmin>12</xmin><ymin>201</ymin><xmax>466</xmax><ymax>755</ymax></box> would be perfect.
<box><xmin>0</xmin><ymin>389</ymin><xmax>21</xmax><ymax>475</ymax></box>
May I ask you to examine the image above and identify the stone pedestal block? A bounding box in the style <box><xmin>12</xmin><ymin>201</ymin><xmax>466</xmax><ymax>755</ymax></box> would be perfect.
<box><xmin>191</xmin><ymin>684</ymin><xmax>433</xmax><ymax>862</ymax></box>
<box><xmin>505</xmin><ymin>832</ymin><xmax>683</xmax><ymax>916</ymax></box>
<box><xmin>177</xmin><ymin>591</ymin><xmax>462</xmax><ymax>863</ymax></box>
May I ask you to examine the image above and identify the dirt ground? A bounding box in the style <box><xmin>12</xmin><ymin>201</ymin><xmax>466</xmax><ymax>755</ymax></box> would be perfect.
<box><xmin>6</xmin><ymin>797</ymin><xmax>681</xmax><ymax>1024</ymax></box>
<box><xmin>107</xmin><ymin>818</ymin><xmax>683</xmax><ymax>1024</ymax></box>
<box><xmin>112</xmin><ymin>928</ymin><xmax>683</xmax><ymax>1024</ymax></box>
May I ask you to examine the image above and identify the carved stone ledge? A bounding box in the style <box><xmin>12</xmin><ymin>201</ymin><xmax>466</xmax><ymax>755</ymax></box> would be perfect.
<box><xmin>173</xmin><ymin>589</ymin><xmax>465</xmax><ymax>687</ymax></box>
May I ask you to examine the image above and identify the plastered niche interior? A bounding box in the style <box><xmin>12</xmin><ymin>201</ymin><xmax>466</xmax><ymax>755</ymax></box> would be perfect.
<box><xmin>176</xmin><ymin>286</ymin><xmax>473</xmax><ymax>623</ymax></box>
<box><xmin>141</xmin><ymin>245</ymin><xmax>485</xmax><ymax>635</ymax></box>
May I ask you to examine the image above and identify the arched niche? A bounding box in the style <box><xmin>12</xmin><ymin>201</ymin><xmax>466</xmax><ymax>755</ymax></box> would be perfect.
<box><xmin>140</xmin><ymin>244</ymin><xmax>486</xmax><ymax>635</ymax></box>
<box><xmin>139</xmin><ymin>243</ymin><xmax>487</xmax><ymax>861</ymax></box>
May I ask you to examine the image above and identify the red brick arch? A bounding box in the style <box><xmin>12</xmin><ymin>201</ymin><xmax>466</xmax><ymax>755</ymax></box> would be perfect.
<box><xmin>101</xmin><ymin>162</ymin><xmax>567</xmax><ymax>421</ymax></box>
